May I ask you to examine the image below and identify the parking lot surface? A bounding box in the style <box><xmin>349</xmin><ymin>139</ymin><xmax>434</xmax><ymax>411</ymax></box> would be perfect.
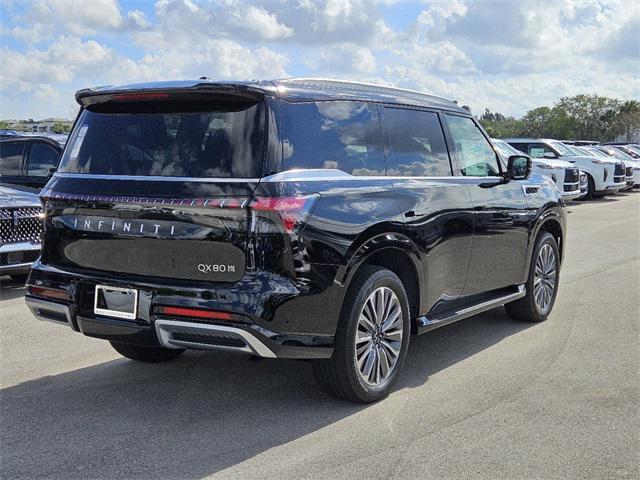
<box><xmin>1</xmin><ymin>192</ymin><xmax>639</xmax><ymax>480</ymax></box>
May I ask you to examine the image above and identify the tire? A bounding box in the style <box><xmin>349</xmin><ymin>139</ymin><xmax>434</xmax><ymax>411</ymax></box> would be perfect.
<box><xmin>9</xmin><ymin>274</ymin><xmax>29</xmax><ymax>284</ymax></box>
<box><xmin>313</xmin><ymin>265</ymin><xmax>411</xmax><ymax>403</ymax></box>
<box><xmin>110</xmin><ymin>341</ymin><xmax>185</xmax><ymax>363</ymax></box>
<box><xmin>580</xmin><ymin>174</ymin><xmax>595</xmax><ymax>200</ymax></box>
<box><xmin>506</xmin><ymin>232</ymin><xmax>560</xmax><ymax>322</ymax></box>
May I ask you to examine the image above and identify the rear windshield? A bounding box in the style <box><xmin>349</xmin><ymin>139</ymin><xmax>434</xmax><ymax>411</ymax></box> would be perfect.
<box><xmin>58</xmin><ymin>101</ymin><xmax>265</xmax><ymax>178</ymax></box>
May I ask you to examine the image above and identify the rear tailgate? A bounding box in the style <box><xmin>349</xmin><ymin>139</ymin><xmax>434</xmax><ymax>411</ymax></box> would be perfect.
<box><xmin>41</xmin><ymin>177</ymin><xmax>257</xmax><ymax>283</ymax></box>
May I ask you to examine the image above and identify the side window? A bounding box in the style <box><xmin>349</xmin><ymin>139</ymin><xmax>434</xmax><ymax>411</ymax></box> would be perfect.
<box><xmin>28</xmin><ymin>143</ymin><xmax>60</xmax><ymax>176</ymax></box>
<box><xmin>527</xmin><ymin>143</ymin><xmax>555</xmax><ymax>158</ymax></box>
<box><xmin>509</xmin><ymin>143</ymin><xmax>529</xmax><ymax>155</ymax></box>
<box><xmin>383</xmin><ymin>107</ymin><xmax>451</xmax><ymax>176</ymax></box>
<box><xmin>281</xmin><ymin>101</ymin><xmax>385</xmax><ymax>176</ymax></box>
<box><xmin>445</xmin><ymin>115</ymin><xmax>500</xmax><ymax>176</ymax></box>
<box><xmin>0</xmin><ymin>142</ymin><xmax>25</xmax><ymax>175</ymax></box>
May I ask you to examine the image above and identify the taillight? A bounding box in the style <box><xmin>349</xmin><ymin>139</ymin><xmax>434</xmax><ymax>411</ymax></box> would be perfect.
<box><xmin>251</xmin><ymin>194</ymin><xmax>319</xmax><ymax>233</ymax></box>
<box><xmin>27</xmin><ymin>286</ymin><xmax>72</xmax><ymax>302</ymax></box>
<box><xmin>156</xmin><ymin>306</ymin><xmax>232</xmax><ymax>320</ymax></box>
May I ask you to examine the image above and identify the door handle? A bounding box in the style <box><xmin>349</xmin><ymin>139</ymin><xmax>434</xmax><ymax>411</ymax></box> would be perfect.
<box><xmin>404</xmin><ymin>210</ymin><xmax>415</xmax><ymax>218</ymax></box>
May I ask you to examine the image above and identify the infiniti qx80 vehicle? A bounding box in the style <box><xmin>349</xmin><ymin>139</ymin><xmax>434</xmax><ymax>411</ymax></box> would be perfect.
<box><xmin>26</xmin><ymin>79</ymin><xmax>566</xmax><ymax>403</ymax></box>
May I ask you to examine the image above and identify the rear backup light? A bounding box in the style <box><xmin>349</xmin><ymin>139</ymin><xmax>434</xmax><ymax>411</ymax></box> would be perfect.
<box><xmin>251</xmin><ymin>194</ymin><xmax>319</xmax><ymax>233</ymax></box>
<box><xmin>157</xmin><ymin>306</ymin><xmax>232</xmax><ymax>321</ymax></box>
<box><xmin>27</xmin><ymin>286</ymin><xmax>72</xmax><ymax>302</ymax></box>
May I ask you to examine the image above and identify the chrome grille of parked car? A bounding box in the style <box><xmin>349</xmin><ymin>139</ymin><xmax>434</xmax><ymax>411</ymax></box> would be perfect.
<box><xmin>0</xmin><ymin>207</ymin><xmax>43</xmax><ymax>244</ymax></box>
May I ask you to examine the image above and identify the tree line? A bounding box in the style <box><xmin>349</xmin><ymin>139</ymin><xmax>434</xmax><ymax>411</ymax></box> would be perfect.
<box><xmin>478</xmin><ymin>95</ymin><xmax>640</xmax><ymax>142</ymax></box>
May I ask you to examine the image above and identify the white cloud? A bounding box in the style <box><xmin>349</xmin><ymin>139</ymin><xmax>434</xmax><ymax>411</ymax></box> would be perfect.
<box><xmin>0</xmin><ymin>0</ymin><xmax>638</xmax><ymax>119</ymax></box>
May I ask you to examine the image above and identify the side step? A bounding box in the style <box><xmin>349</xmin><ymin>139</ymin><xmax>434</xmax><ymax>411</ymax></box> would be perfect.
<box><xmin>416</xmin><ymin>285</ymin><xmax>525</xmax><ymax>334</ymax></box>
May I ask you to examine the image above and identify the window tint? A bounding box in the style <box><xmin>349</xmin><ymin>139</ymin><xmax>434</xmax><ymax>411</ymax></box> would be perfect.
<box><xmin>280</xmin><ymin>101</ymin><xmax>385</xmax><ymax>176</ymax></box>
<box><xmin>445</xmin><ymin>115</ymin><xmax>500</xmax><ymax>176</ymax></box>
<box><xmin>0</xmin><ymin>142</ymin><xmax>25</xmax><ymax>175</ymax></box>
<box><xmin>59</xmin><ymin>103</ymin><xmax>264</xmax><ymax>178</ymax></box>
<box><xmin>28</xmin><ymin>143</ymin><xmax>60</xmax><ymax>176</ymax></box>
<box><xmin>384</xmin><ymin>108</ymin><xmax>451</xmax><ymax>176</ymax></box>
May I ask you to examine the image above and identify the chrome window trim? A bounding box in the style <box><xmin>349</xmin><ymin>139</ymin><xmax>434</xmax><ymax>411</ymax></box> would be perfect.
<box><xmin>53</xmin><ymin>173</ymin><xmax>261</xmax><ymax>183</ymax></box>
<box><xmin>54</xmin><ymin>170</ymin><xmax>512</xmax><ymax>183</ymax></box>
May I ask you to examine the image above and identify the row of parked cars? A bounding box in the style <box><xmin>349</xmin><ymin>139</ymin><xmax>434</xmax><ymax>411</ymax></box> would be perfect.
<box><xmin>494</xmin><ymin>138</ymin><xmax>640</xmax><ymax>201</ymax></box>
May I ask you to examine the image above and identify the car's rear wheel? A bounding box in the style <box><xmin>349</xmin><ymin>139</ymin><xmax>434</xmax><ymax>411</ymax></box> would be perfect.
<box><xmin>110</xmin><ymin>341</ymin><xmax>185</xmax><ymax>363</ymax></box>
<box><xmin>313</xmin><ymin>265</ymin><xmax>410</xmax><ymax>403</ymax></box>
<box><xmin>506</xmin><ymin>231</ymin><xmax>559</xmax><ymax>322</ymax></box>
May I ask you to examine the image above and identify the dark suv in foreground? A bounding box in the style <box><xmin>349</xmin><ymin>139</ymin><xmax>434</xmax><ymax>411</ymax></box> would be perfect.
<box><xmin>26</xmin><ymin>79</ymin><xmax>566</xmax><ymax>402</ymax></box>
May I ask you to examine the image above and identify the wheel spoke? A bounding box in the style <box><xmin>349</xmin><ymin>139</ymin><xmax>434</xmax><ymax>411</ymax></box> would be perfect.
<box><xmin>354</xmin><ymin>286</ymin><xmax>404</xmax><ymax>387</ymax></box>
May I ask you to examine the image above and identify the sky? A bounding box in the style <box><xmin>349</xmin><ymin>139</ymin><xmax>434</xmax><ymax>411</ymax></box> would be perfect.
<box><xmin>1</xmin><ymin>0</ymin><xmax>638</xmax><ymax>120</ymax></box>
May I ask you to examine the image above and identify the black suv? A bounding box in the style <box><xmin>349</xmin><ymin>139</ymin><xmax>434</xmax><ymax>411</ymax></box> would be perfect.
<box><xmin>0</xmin><ymin>136</ymin><xmax>63</xmax><ymax>190</ymax></box>
<box><xmin>25</xmin><ymin>79</ymin><xmax>566</xmax><ymax>403</ymax></box>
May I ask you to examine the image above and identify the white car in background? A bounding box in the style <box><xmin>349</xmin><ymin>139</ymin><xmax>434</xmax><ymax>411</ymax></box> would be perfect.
<box><xmin>492</xmin><ymin>138</ymin><xmax>581</xmax><ymax>201</ymax></box>
<box><xmin>503</xmin><ymin>138</ymin><xmax>626</xmax><ymax>200</ymax></box>
<box><xmin>589</xmin><ymin>146</ymin><xmax>640</xmax><ymax>189</ymax></box>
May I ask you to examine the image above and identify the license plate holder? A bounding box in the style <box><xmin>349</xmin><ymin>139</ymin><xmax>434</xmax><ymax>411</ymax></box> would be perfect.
<box><xmin>94</xmin><ymin>285</ymin><xmax>138</xmax><ymax>320</ymax></box>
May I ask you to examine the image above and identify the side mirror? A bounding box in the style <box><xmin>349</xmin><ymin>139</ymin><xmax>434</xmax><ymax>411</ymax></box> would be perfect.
<box><xmin>506</xmin><ymin>155</ymin><xmax>531</xmax><ymax>180</ymax></box>
<box><xmin>543</xmin><ymin>151</ymin><xmax>557</xmax><ymax>159</ymax></box>
<box><xmin>47</xmin><ymin>167</ymin><xmax>56</xmax><ymax>177</ymax></box>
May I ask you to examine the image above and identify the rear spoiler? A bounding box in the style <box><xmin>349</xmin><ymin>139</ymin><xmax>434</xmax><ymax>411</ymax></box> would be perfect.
<box><xmin>75</xmin><ymin>81</ymin><xmax>274</xmax><ymax>108</ymax></box>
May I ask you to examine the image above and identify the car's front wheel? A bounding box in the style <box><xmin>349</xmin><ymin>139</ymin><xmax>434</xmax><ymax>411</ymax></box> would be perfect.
<box><xmin>506</xmin><ymin>231</ymin><xmax>560</xmax><ymax>322</ymax></box>
<box><xmin>580</xmin><ymin>173</ymin><xmax>595</xmax><ymax>200</ymax></box>
<box><xmin>313</xmin><ymin>265</ymin><xmax>411</xmax><ymax>403</ymax></box>
<box><xmin>110</xmin><ymin>341</ymin><xmax>185</xmax><ymax>363</ymax></box>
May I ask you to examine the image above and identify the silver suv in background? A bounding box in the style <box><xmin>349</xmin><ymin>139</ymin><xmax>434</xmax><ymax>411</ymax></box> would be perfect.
<box><xmin>0</xmin><ymin>183</ymin><xmax>43</xmax><ymax>283</ymax></box>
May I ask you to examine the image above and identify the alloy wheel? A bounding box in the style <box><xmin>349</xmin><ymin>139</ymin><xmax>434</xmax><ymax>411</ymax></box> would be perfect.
<box><xmin>533</xmin><ymin>243</ymin><xmax>557</xmax><ymax>314</ymax></box>
<box><xmin>354</xmin><ymin>287</ymin><xmax>404</xmax><ymax>386</ymax></box>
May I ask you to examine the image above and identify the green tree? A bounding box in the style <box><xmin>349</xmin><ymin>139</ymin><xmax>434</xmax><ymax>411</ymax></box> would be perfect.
<box><xmin>51</xmin><ymin>122</ymin><xmax>71</xmax><ymax>134</ymax></box>
<box><xmin>478</xmin><ymin>109</ymin><xmax>523</xmax><ymax>138</ymax></box>
<box><xmin>0</xmin><ymin>120</ymin><xmax>10</xmax><ymax>129</ymax></box>
<box><xmin>611</xmin><ymin>100</ymin><xmax>640</xmax><ymax>141</ymax></box>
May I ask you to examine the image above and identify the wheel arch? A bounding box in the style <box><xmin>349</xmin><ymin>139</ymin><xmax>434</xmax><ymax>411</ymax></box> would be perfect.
<box><xmin>523</xmin><ymin>208</ymin><xmax>565</xmax><ymax>281</ymax></box>
<box><xmin>336</xmin><ymin>232</ymin><xmax>423</xmax><ymax>334</ymax></box>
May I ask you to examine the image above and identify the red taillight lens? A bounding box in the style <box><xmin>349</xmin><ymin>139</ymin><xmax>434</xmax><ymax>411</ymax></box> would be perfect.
<box><xmin>27</xmin><ymin>286</ymin><xmax>72</xmax><ymax>302</ymax></box>
<box><xmin>112</xmin><ymin>93</ymin><xmax>170</xmax><ymax>102</ymax></box>
<box><xmin>251</xmin><ymin>194</ymin><xmax>319</xmax><ymax>233</ymax></box>
<box><xmin>157</xmin><ymin>306</ymin><xmax>232</xmax><ymax>321</ymax></box>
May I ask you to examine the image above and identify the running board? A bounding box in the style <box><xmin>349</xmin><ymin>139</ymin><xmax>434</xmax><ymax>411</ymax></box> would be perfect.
<box><xmin>416</xmin><ymin>285</ymin><xmax>526</xmax><ymax>334</ymax></box>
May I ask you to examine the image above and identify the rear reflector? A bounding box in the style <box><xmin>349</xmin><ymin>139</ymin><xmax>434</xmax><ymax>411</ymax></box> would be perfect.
<box><xmin>157</xmin><ymin>306</ymin><xmax>232</xmax><ymax>321</ymax></box>
<box><xmin>27</xmin><ymin>286</ymin><xmax>72</xmax><ymax>302</ymax></box>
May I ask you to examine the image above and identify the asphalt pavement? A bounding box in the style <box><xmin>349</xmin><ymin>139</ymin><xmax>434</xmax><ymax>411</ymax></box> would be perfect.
<box><xmin>1</xmin><ymin>191</ymin><xmax>638</xmax><ymax>480</ymax></box>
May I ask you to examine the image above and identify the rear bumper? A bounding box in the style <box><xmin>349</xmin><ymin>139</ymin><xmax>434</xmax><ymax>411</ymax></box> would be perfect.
<box><xmin>24</xmin><ymin>261</ymin><xmax>338</xmax><ymax>359</ymax></box>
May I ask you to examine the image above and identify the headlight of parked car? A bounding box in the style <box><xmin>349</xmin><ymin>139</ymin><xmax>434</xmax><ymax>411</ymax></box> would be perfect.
<box><xmin>537</xmin><ymin>163</ymin><xmax>555</xmax><ymax>169</ymax></box>
<box><xmin>591</xmin><ymin>159</ymin><xmax>609</xmax><ymax>164</ymax></box>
